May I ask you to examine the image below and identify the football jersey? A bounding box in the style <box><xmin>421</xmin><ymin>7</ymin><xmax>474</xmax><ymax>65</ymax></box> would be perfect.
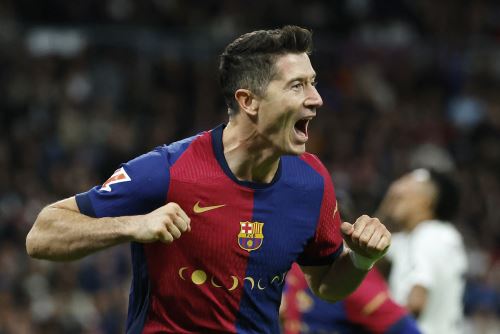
<box><xmin>281</xmin><ymin>264</ymin><xmax>421</xmax><ymax>334</ymax></box>
<box><xmin>387</xmin><ymin>220</ymin><xmax>467</xmax><ymax>334</ymax></box>
<box><xmin>76</xmin><ymin>124</ymin><xmax>343</xmax><ymax>334</ymax></box>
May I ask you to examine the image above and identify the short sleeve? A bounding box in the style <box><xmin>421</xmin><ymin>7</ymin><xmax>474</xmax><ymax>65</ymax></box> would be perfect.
<box><xmin>76</xmin><ymin>147</ymin><xmax>170</xmax><ymax>218</ymax></box>
<box><xmin>296</xmin><ymin>155</ymin><xmax>344</xmax><ymax>266</ymax></box>
<box><xmin>407</xmin><ymin>229</ymin><xmax>441</xmax><ymax>289</ymax></box>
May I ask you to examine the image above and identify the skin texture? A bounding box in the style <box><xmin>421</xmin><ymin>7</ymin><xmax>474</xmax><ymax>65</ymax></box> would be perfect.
<box><xmin>26</xmin><ymin>197</ymin><xmax>191</xmax><ymax>261</ymax></box>
<box><xmin>377</xmin><ymin>170</ymin><xmax>436</xmax><ymax>232</ymax></box>
<box><xmin>26</xmin><ymin>52</ymin><xmax>391</xmax><ymax>302</ymax></box>
<box><xmin>376</xmin><ymin>170</ymin><xmax>436</xmax><ymax>316</ymax></box>
<box><xmin>224</xmin><ymin>53</ymin><xmax>321</xmax><ymax>183</ymax></box>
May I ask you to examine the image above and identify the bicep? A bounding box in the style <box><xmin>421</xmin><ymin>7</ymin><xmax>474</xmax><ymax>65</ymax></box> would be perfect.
<box><xmin>49</xmin><ymin>196</ymin><xmax>80</xmax><ymax>213</ymax></box>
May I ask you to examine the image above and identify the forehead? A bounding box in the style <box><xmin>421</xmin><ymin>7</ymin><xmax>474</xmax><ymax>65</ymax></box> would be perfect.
<box><xmin>273</xmin><ymin>53</ymin><xmax>315</xmax><ymax>81</ymax></box>
<box><xmin>397</xmin><ymin>171</ymin><xmax>434</xmax><ymax>194</ymax></box>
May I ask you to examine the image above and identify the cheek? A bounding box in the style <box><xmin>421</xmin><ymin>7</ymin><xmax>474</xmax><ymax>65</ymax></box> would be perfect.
<box><xmin>393</xmin><ymin>200</ymin><xmax>409</xmax><ymax>217</ymax></box>
<box><xmin>261</xmin><ymin>107</ymin><xmax>295</xmax><ymax>135</ymax></box>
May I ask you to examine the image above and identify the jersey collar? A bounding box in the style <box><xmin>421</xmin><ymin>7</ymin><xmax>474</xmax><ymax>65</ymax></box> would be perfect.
<box><xmin>210</xmin><ymin>124</ymin><xmax>282</xmax><ymax>190</ymax></box>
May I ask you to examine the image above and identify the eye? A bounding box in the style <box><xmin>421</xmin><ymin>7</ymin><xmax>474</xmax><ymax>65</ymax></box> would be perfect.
<box><xmin>291</xmin><ymin>82</ymin><xmax>304</xmax><ymax>91</ymax></box>
<box><xmin>311</xmin><ymin>80</ymin><xmax>318</xmax><ymax>87</ymax></box>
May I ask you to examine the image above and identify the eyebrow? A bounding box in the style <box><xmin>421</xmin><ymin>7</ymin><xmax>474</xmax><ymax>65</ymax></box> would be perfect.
<box><xmin>284</xmin><ymin>73</ymin><xmax>317</xmax><ymax>85</ymax></box>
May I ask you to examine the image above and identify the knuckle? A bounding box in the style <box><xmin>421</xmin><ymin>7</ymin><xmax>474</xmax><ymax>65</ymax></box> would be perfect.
<box><xmin>360</xmin><ymin>235</ymin><xmax>370</xmax><ymax>244</ymax></box>
<box><xmin>166</xmin><ymin>202</ymin><xmax>179</xmax><ymax>210</ymax></box>
<box><xmin>166</xmin><ymin>211</ymin><xmax>177</xmax><ymax>220</ymax></box>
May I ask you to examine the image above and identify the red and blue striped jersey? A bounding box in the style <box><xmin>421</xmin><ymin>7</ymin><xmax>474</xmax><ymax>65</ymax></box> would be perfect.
<box><xmin>76</xmin><ymin>125</ymin><xmax>343</xmax><ymax>333</ymax></box>
<box><xmin>282</xmin><ymin>264</ymin><xmax>421</xmax><ymax>334</ymax></box>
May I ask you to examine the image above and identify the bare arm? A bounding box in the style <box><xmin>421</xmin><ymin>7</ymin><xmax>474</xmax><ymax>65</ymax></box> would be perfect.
<box><xmin>26</xmin><ymin>197</ymin><xmax>191</xmax><ymax>261</ymax></box>
<box><xmin>407</xmin><ymin>284</ymin><xmax>428</xmax><ymax>318</ymax></box>
<box><xmin>301</xmin><ymin>215</ymin><xmax>391</xmax><ymax>302</ymax></box>
<box><xmin>300</xmin><ymin>249</ymin><xmax>370</xmax><ymax>302</ymax></box>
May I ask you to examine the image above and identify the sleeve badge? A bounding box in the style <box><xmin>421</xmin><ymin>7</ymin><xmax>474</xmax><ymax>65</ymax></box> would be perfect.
<box><xmin>99</xmin><ymin>167</ymin><xmax>131</xmax><ymax>192</ymax></box>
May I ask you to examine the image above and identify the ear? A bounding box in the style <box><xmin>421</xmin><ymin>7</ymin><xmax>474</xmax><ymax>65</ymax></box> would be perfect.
<box><xmin>235</xmin><ymin>89</ymin><xmax>260</xmax><ymax>117</ymax></box>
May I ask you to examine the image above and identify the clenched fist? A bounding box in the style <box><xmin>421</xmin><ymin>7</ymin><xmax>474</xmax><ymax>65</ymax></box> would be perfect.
<box><xmin>341</xmin><ymin>215</ymin><xmax>391</xmax><ymax>266</ymax></box>
<box><xmin>132</xmin><ymin>202</ymin><xmax>191</xmax><ymax>244</ymax></box>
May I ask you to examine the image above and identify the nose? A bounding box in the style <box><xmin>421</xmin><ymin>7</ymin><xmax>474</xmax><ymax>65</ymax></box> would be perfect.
<box><xmin>304</xmin><ymin>85</ymin><xmax>323</xmax><ymax>109</ymax></box>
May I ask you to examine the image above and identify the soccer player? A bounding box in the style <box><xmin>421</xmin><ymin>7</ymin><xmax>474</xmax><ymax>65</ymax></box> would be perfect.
<box><xmin>377</xmin><ymin>169</ymin><xmax>467</xmax><ymax>334</ymax></box>
<box><xmin>281</xmin><ymin>264</ymin><xmax>421</xmax><ymax>334</ymax></box>
<box><xmin>26</xmin><ymin>26</ymin><xmax>391</xmax><ymax>333</ymax></box>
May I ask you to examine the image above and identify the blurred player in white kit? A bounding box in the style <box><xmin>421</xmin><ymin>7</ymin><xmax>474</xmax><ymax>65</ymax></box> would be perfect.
<box><xmin>377</xmin><ymin>168</ymin><xmax>468</xmax><ymax>334</ymax></box>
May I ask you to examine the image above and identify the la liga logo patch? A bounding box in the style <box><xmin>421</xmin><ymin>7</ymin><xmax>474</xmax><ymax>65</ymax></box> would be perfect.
<box><xmin>100</xmin><ymin>167</ymin><xmax>131</xmax><ymax>192</ymax></box>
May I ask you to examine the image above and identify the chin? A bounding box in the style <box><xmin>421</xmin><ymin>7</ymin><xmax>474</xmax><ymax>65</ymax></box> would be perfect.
<box><xmin>286</xmin><ymin>143</ymin><xmax>306</xmax><ymax>156</ymax></box>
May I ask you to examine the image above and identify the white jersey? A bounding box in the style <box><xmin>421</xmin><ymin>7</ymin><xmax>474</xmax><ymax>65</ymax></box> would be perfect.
<box><xmin>387</xmin><ymin>220</ymin><xmax>468</xmax><ymax>334</ymax></box>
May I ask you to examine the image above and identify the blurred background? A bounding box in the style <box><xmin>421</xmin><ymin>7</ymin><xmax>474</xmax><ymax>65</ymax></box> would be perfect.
<box><xmin>1</xmin><ymin>0</ymin><xmax>499</xmax><ymax>333</ymax></box>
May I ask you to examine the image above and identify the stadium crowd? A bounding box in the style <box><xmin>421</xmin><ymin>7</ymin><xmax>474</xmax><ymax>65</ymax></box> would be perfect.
<box><xmin>0</xmin><ymin>0</ymin><xmax>499</xmax><ymax>333</ymax></box>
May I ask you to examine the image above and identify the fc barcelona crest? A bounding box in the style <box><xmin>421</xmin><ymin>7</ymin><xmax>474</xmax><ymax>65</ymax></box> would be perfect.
<box><xmin>238</xmin><ymin>221</ymin><xmax>264</xmax><ymax>252</ymax></box>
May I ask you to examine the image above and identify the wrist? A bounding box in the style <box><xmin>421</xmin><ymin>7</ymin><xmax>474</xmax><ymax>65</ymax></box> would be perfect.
<box><xmin>113</xmin><ymin>216</ymin><xmax>138</xmax><ymax>242</ymax></box>
<box><xmin>349</xmin><ymin>250</ymin><xmax>376</xmax><ymax>271</ymax></box>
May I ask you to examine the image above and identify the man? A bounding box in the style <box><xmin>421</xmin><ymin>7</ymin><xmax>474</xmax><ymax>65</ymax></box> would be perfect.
<box><xmin>377</xmin><ymin>168</ymin><xmax>467</xmax><ymax>334</ymax></box>
<box><xmin>26</xmin><ymin>26</ymin><xmax>390</xmax><ymax>333</ymax></box>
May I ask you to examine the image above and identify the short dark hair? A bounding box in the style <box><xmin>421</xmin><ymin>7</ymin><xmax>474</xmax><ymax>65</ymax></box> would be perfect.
<box><xmin>219</xmin><ymin>25</ymin><xmax>313</xmax><ymax>115</ymax></box>
<box><xmin>428</xmin><ymin>169</ymin><xmax>460</xmax><ymax>221</ymax></box>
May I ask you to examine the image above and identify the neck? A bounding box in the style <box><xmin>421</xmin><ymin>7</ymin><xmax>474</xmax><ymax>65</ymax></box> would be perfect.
<box><xmin>222</xmin><ymin>119</ymin><xmax>281</xmax><ymax>183</ymax></box>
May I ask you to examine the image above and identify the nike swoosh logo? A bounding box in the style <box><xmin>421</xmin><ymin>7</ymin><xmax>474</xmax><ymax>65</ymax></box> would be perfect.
<box><xmin>193</xmin><ymin>201</ymin><xmax>226</xmax><ymax>213</ymax></box>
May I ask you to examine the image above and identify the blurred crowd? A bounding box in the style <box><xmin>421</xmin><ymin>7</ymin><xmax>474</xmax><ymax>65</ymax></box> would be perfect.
<box><xmin>1</xmin><ymin>0</ymin><xmax>499</xmax><ymax>333</ymax></box>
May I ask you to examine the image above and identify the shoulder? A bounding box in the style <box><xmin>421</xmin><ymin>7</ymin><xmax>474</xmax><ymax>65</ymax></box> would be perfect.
<box><xmin>414</xmin><ymin>220</ymin><xmax>463</xmax><ymax>243</ymax></box>
<box><xmin>112</xmin><ymin>132</ymin><xmax>207</xmax><ymax>188</ymax></box>
<box><xmin>123</xmin><ymin>133</ymin><xmax>201</xmax><ymax>172</ymax></box>
<box><xmin>412</xmin><ymin>221</ymin><xmax>466</xmax><ymax>256</ymax></box>
<box><xmin>157</xmin><ymin>131</ymin><xmax>208</xmax><ymax>166</ymax></box>
<box><xmin>281</xmin><ymin>153</ymin><xmax>332</xmax><ymax>191</ymax></box>
<box><xmin>298</xmin><ymin>152</ymin><xmax>330</xmax><ymax>177</ymax></box>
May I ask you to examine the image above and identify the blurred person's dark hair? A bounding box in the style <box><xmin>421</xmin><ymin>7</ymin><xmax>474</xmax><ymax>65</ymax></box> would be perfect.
<box><xmin>335</xmin><ymin>188</ymin><xmax>356</xmax><ymax>223</ymax></box>
<box><xmin>219</xmin><ymin>25</ymin><xmax>313</xmax><ymax>115</ymax></box>
<box><xmin>428</xmin><ymin>169</ymin><xmax>460</xmax><ymax>221</ymax></box>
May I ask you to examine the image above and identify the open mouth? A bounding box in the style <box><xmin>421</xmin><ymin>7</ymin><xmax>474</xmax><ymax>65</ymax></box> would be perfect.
<box><xmin>294</xmin><ymin>118</ymin><xmax>310</xmax><ymax>139</ymax></box>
